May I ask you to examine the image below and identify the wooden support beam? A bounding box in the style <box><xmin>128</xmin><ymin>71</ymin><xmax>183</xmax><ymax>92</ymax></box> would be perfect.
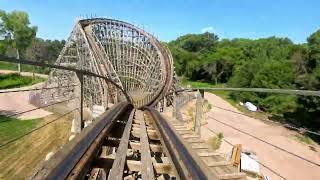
<box><xmin>138</xmin><ymin>111</ymin><xmax>155</xmax><ymax>179</ymax></box>
<box><xmin>107</xmin><ymin>110</ymin><xmax>135</xmax><ymax>180</ymax></box>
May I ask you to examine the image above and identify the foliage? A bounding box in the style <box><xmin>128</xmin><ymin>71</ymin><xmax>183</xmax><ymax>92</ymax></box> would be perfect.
<box><xmin>0</xmin><ymin>10</ymin><xmax>64</xmax><ymax>74</ymax></box>
<box><xmin>208</xmin><ymin>132</ymin><xmax>224</xmax><ymax>150</ymax></box>
<box><xmin>294</xmin><ymin>134</ymin><xmax>315</xmax><ymax>145</ymax></box>
<box><xmin>0</xmin><ymin>115</ymin><xmax>38</xmax><ymax>143</ymax></box>
<box><xmin>169</xmin><ymin>31</ymin><xmax>320</xmax><ymax>131</ymax></box>
<box><xmin>0</xmin><ymin>10</ymin><xmax>37</xmax><ymax>57</ymax></box>
<box><xmin>0</xmin><ymin>73</ymin><xmax>45</xmax><ymax>89</ymax></box>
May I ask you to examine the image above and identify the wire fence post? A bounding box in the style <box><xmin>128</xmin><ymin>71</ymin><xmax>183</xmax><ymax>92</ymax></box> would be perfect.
<box><xmin>172</xmin><ymin>93</ymin><xmax>177</xmax><ymax>119</ymax></box>
<box><xmin>76</xmin><ymin>72</ymin><xmax>84</xmax><ymax>130</ymax></box>
<box><xmin>195</xmin><ymin>90</ymin><xmax>202</xmax><ymax>135</ymax></box>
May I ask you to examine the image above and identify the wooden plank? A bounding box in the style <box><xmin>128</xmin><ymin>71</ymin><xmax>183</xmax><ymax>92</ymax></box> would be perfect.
<box><xmin>175</xmin><ymin>128</ymin><xmax>190</xmax><ymax>131</ymax></box>
<box><xmin>197</xmin><ymin>152</ymin><xmax>221</xmax><ymax>157</ymax></box>
<box><xmin>107</xmin><ymin>110</ymin><xmax>135</xmax><ymax>180</ymax></box>
<box><xmin>207</xmin><ymin>161</ymin><xmax>233</xmax><ymax>167</ymax></box>
<box><xmin>138</xmin><ymin>111</ymin><xmax>155</xmax><ymax>179</ymax></box>
<box><xmin>131</xmin><ymin>129</ymin><xmax>160</xmax><ymax>140</ymax></box>
<box><xmin>94</xmin><ymin>158</ymin><xmax>175</xmax><ymax>175</ymax></box>
<box><xmin>191</xmin><ymin>143</ymin><xmax>209</xmax><ymax>149</ymax></box>
<box><xmin>131</xmin><ymin>142</ymin><xmax>163</xmax><ymax>152</ymax></box>
<box><xmin>178</xmin><ymin>131</ymin><xmax>194</xmax><ymax>135</ymax></box>
<box><xmin>132</xmin><ymin>126</ymin><xmax>155</xmax><ymax>132</ymax></box>
<box><xmin>218</xmin><ymin>172</ymin><xmax>247</xmax><ymax>179</ymax></box>
<box><xmin>181</xmin><ymin>134</ymin><xmax>200</xmax><ymax>138</ymax></box>
<box><xmin>105</xmin><ymin>139</ymin><xmax>163</xmax><ymax>152</ymax></box>
<box><xmin>187</xmin><ymin>139</ymin><xmax>205</xmax><ymax>143</ymax></box>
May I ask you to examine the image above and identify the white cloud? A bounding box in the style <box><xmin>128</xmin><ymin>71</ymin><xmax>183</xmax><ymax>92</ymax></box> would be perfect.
<box><xmin>201</xmin><ymin>26</ymin><xmax>214</xmax><ymax>33</ymax></box>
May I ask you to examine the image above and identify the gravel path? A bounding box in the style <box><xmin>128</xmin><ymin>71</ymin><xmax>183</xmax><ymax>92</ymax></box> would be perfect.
<box><xmin>202</xmin><ymin>92</ymin><xmax>320</xmax><ymax>180</ymax></box>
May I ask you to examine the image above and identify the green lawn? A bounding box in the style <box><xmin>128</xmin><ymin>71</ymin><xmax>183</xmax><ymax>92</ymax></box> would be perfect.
<box><xmin>0</xmin><ymin>61</ymin><xmax>17</xmax><ymax>71</ymax></box>
<box><xmin>0</xmin><ymin>115</ymin><xmax>39</xmax><ymax>144</ymax></box>
<box><xmin>0</xmin><ymin>61</ymin><xmax>50</xmax><ymax>74</ymax></box>
<box><xmin>0</xmin><ymin>73</ymin><xmax>45</xmax><ymax>89</ymax></box>
<box><xmin>179</xmin><ymin>78</ymin><xmax>240</xmax><ymax>107</ymax></box>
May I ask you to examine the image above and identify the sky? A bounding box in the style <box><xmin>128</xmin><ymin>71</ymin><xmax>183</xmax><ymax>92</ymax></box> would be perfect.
<box><xmin>0</xmin><ymin>0</ymin><xmax>319</xmax><ymax>43</ymax></box>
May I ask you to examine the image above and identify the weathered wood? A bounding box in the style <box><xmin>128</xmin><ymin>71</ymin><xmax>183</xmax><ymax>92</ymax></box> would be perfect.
<box><xmin>105</xmin><ymin>139</ymin><xmax>163</xmax><ymax>152</ymax></box>
<box><xmin>95</xmin><ymin>158</ymin><xmax>175</xmax><ymax>175</ymax></box>
<box><xmin>181</xmin><ymin>134</ymin><xmax>200</xmax><ymax>138</ymax></box>
<box><xmin>185</xmin><ymin>137</ymin><xmax>205</xmax><ymax>143</ymax></box>
<box><xmin>197</xmin><ymin>151</ymin><xmax>221</xmax><ymax>157</ymax></box>
<box><xmin>218</xmin><ymin>172</ymin><xmax>247</xmax><ymax>179</ymax></box>
<box><xmin>107</xmin><ymin>110</ymin><xmax>135</xmax><ymax>180</ymax></box>
<box><xmin>206</xmin><ymin>161</ymin><xmax>233</xmax><ymax>167</ymax></box>
<box><xmin>145</xmin><ymin>107</ymin><xmax>218</xmax><ymax>179</ymax></box>
<box><xmin>138</xmin><ymin>111</ymin><xmax>155</xmax><ymax>179</ymax></box>
<box><xmin>30</xmin><ymin>102</ymin><xmax>130</xmax><ymax>180</ymax></box>
<box><xmin>131</xmin><ymin>129</ymin><xmax>160</xmax><ymax>140</ymax></box>
<box><xmin>195</xmin><ymin>90</ymin><xmax>202</xmax><ymax>135</ymax></box>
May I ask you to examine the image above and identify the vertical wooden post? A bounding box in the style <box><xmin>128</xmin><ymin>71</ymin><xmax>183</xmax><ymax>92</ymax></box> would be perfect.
<box><xmin>172</xmin><ymin>93</ymin><xmax>177</xmax><ymax>119</ymax></box>
<box><xmin>16</xmin><ymin>49</ymin><xmax>21</xmax><ymax>73</ymax></box>
<box><xmin>200</xmin><ymin>89</ymin><xmax>204</xmax><ymax>98</ymax></box>
<box><xmin>195</xmin><ymin>90</ymin><xmax>203</xmax><ymax>135</ymax></box>
<box><xmin>77</xmin><ymin>72</ymin><xmax>84</xmax><ymax>129</ymax></box>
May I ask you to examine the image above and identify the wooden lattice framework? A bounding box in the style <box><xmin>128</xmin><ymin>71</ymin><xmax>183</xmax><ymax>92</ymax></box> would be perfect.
<box><xmin>36</xmin><ymin>18</ymin><xmax>175</xmax><ymax>109</ymax></box>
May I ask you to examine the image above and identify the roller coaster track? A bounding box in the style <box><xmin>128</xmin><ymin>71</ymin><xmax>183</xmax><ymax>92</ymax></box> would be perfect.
<box><xmin>30</xmin><ymin>103</ymin><xmax>245</xmax><ymax>180</ymax></box>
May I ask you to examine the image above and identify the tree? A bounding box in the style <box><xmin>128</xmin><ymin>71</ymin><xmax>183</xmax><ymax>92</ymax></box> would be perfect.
<box><xmin>307</xmin><ymin>30</ymin><xmax>320</xmax><ymax>70</ymax></box>
<box><xmin>0</xmin><ymin>10</ymin><xmax>37</xmax><ymax>72</ymax></box>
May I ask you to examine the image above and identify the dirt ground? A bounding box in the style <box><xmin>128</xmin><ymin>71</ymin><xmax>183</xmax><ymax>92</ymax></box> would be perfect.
<box><xmin>0</xmin><ymin>82</ymin><xmax>52</xmax><ymax>119</ymax></box>
<box><xmin>0</xmin><ymin>70</ymin><xmax>51</xmax><ymax>119</ymax></box>
<box><xmin>201</xmin><ymin>92</ymin><xmax>320</xmax><ymax>180</ymax></box>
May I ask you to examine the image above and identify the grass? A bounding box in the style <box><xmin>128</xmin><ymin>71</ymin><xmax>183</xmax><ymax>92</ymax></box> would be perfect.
<box><xmin>295</xmin><ymin>134</ymin><xmax>315</xmax><ymax>145</ymax></box>
<box><xmin>0</xmin><ymin>61</ymin><xmax>50</xmax><ymax>74</ymax></box>
<box><xmin>179</xmin><ymin>78</ymin><xmax>239</xmax><ymax>106</ymax></box>
<box><xmin>0</xmin><ymin>115</ymin><xmax>72</xmax><ymax>179</ymax></box>
<box><xmin>0</xmin><ymin>73</ymin><xmax>45</xmax><ymax>89</ymax></box>
<box><xmin>208</xmin><ymin>132</ymin><xmax>224</xmax><ymax>150</ymax></box>
<box><xmin>0</xmin><ymin>62</ymin><xmax>17</xmax><ymax>71</ymax></box>
<box><xmin>0</xmin><ymin>115</ymin><xmax>39</xmax><ymax>145</ymax></box>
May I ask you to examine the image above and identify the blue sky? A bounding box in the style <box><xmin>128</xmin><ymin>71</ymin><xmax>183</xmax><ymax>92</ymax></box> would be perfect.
<box><xmin>1</xmin><ymin>0</ymin><xmax>319</xmax><ymax>43</ymax></box>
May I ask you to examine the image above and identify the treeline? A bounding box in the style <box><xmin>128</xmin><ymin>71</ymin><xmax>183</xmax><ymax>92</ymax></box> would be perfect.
<box><xmin>0</xmin><ymin>10</ymin><xmax>65</xmax><ymax>74</ymax></box>
<box><xmin>168</xmin><ymin>31</ymin><xmax>320</xmax><ymax>131</ymax></box>
<box><xmin>2</xmin><ymin>38</ymin><xmax>65</xmax><ymax>73</ymax></box>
